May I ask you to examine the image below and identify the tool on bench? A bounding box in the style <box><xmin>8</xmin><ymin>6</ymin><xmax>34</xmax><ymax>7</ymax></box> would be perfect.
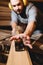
<box><xmin>15</xmin><ymin>34</ymin><xmax>43</xmax><ymax>51</ymax></box>
<box><xmin>15</xmin><ymin>38</ymin><xmax>25</xmax><ymax>51</ymax></box>
<box><xmin>0</xmin><ymin>34</ymin><xmax>43</xmax><ymax>52</ymax></box>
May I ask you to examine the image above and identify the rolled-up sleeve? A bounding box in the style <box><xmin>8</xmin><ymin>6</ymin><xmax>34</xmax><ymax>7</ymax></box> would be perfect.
<box><xmin>11</xmin><ymin>11</ymin><xmax>18</xmax><ymax>23</ymax></box>
<box><xmin>28</xmin><ymin>6</ymin><xmax>37</xmax><ymax>23</ymax></box>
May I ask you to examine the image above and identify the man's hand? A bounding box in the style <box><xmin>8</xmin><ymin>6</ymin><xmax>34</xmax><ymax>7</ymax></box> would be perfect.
<box><xmin>22</xmin><ymin>35</ymin><xmax>32</xmax><ymax>49</ymax></box>
<box><xmin>10</xmin><ymin>33</ymin><xmax>32</xmax><ymax>49</ymax></box>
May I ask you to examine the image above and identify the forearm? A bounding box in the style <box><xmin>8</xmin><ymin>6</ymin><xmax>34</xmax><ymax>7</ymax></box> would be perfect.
<box><xmin>11</xmin><ymin>22</ymin><xmax>17</xmax><ymax>30</ymax></box>
<box><xmin>24</xmin><ymin>21</ymin><xmax>36</xmax><ymax>36</ymax></box>
<box><xmin>11</xmin><ymin>22</ymin><xmax>19</xmax><ymax>35</ymax></box>
<box><xmin>11</xmin><ymin>22</ymin><xmax>22</xmax><ymax>35</ymax></box>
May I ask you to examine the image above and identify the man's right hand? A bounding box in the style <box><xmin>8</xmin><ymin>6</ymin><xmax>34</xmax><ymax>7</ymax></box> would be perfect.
<box><xmin>10</xmin><ymin>33</ymin><xmax>33</xmax><ymax>49</ymax></box>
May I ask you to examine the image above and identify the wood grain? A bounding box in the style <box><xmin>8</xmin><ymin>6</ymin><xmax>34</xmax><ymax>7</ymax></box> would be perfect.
<box><xmin>6</xmin><ymin>41</ymin><xmax>32</xmax><ymax>65</ymax></box>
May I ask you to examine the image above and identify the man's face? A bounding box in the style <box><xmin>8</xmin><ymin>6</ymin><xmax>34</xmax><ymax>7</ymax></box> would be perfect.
<box><xmin>10</xmin><ymin>0</ymin><xmax>24</xmax><ymax>14</ymax></box>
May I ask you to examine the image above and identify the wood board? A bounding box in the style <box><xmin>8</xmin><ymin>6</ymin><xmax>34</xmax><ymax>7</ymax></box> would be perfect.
<box><xmin>6</xmin><ymin>41</ymin><xmax>32</xmax><ymax>65</ymax></box>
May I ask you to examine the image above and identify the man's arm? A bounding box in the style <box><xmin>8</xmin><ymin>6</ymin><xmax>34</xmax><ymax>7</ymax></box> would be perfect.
<box><xmin>11</xmin><ymin>11</ymin><xmax>19</xmax><ymax>35</ymax></box>
<box><xmin>24</xmin><ymin>21</ymin><xmax>36</xmax><ymax>36</ymax></box>
<box><xmin>24</xmin><ymin>5</ymin><xmax>37</xmax><ymax>36</ymax></box>
<box><xmin>11</xmin><ymin>22</ymin><xmax>18</xmax><ymax>35</ymax></box>
<box><xmin>11</xmin><ymin>22</ymin><xmax>17</xmax><ymax>30</ymax></box>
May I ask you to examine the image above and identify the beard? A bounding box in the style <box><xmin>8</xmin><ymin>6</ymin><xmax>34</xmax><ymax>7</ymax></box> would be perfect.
<box><xmin>17</xmin><ymin>9</ymin><xmax>21</xmax><ymax>14</ymax></box>
<box><xmin>14</xmin><ymin>9</ymin><xmax>22</xmax><ymax>14</ymax></box>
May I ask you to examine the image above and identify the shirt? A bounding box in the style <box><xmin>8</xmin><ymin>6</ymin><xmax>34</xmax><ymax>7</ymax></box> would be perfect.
<box><xmin>11</xmin><ymin>3</ymin><xmax>43</xmax><ymax>34</ymax></box>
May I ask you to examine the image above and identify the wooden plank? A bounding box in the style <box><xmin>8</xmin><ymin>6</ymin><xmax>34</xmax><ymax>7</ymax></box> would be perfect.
<box><xmin>0</xmin><ymin>29</ymin><xmax>11</xmax><ymax>40</ymax></box>
<box><xmin>0</xmin><ymin>1</ymin><xmax>8</xmax><ymax>6</ymax></box>
<box><xmin>0</xmin><ymin>21</ymin><xmax>10</xmax><ymax>26</ymax></box>
<box><xmin>0</xmin><ymin>17</ymin><xmax>10</xmax><ymax>20</ymax></box>
<box><xmin>6</xmin><ymin>41</ymin><xmax>32</xmax><ymax>65</ymax></box>
<box><xmin>0</xmin><ymin>29</ymin><xmax>11</xmax><ymax>34</ymax></box>
<box><xmin>0</xmin><ymin>7</ymin><xmax>10</xmax><ymax>12</ymax></box>
<box><xmin>0</xmin><ymin>12</ymin><xmax>10</xmax><ymax>16</ymax></box>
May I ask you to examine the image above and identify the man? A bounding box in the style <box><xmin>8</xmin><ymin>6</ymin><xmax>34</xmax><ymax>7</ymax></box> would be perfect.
<box><xmin>9</xmin><ymin>0</ymin><xmax>43</xmax><ymax>49</ymax></box>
